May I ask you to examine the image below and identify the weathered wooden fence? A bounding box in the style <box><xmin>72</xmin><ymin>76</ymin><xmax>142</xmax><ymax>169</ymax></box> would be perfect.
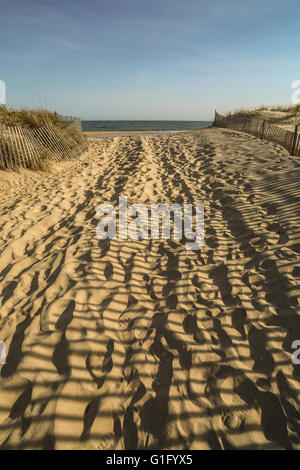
<box><xmin>214</xmin><ymin>111</ymin><xmax>300</xmax><ymax>156</ymax></box>
<box><xmin>0</xmin><ymin>119</ymin><xmax>87</xmax><ymax>170</ymax></box>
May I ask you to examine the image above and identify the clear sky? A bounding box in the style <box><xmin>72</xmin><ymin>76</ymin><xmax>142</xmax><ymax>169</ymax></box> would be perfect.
<box><xmin>1</xmin><ymin>0</ymin><xmax>300</xmax><ymax>120</ymax></box>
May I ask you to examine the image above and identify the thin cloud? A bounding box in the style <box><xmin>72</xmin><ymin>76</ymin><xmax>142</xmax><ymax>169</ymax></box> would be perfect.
<box><xmin>54</xmin><ymin>38</ymin><xmax>85</xmax><ymax>51</ymax></box>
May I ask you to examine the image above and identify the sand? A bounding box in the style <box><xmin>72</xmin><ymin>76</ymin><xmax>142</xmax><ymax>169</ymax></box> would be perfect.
<box><xmin>84</xmin><ymin>131</ymin><xmax>151</xmax><ymax>136</ymax></box>
<box><xmin>0</xmin><ymin>128</ymin><xmax>300</xmax><ymax>450</ymax></box>
<box><xmin>232</xmin><ymin>109</ymin><xmax>300</xmax><ymax>132</ymax></box>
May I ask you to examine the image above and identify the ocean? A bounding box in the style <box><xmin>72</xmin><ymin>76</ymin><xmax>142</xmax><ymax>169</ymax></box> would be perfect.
<box><xmin>82</xmin><ymin>120</ymin><xmax>212</xmax><ymax>133</ymax></box>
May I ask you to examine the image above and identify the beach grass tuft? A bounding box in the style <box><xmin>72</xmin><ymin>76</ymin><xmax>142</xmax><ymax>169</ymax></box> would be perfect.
<box><xmin>0</xmin><ymin>106</ymin><xmax>64</xmax><ymax>129</ymax></box>
<box><xmin>225</xmin><ymin>103</ymin><xmax>300</xmax><ymax>117</ymax></box>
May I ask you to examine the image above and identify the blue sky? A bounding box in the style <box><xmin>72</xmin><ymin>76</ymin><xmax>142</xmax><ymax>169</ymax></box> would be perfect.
<box><xmin>1</xmin><ymin>0</ymin><xmax>300</xmax><ymax>120</ymax></box>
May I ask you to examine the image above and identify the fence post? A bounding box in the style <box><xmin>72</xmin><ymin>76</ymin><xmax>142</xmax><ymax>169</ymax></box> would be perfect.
<box><xmin>291</xmin><ymin>125</ymin><xmax>298</xmax><ymax>156</ymax></box>
<box><xmin>295</xmin><ymin>132</ymin><xmax>299</xmax><ymax>156</ymax></box>
<box><xmin>261</xmin><ymin>120</ymin><xmax>265</xmax><ymax>140</ymax></box>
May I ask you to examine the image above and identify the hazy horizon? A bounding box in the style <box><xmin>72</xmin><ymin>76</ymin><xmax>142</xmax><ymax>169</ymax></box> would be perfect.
<box><xmin>81</xmin><ymin>119</ymin><xmax>212</xmax><ymax>121</ymax></box>
<box><xmin>1</xmin><ymin>0</ymin><xmax>300</xmax><ymax>120</ymax></box>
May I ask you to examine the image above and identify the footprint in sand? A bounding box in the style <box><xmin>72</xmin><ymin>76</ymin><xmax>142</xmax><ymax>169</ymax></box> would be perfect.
<box><xmin>41</xmin><ymin>298</ymin><xmax>75</xmax><ymax>332</ymax></box>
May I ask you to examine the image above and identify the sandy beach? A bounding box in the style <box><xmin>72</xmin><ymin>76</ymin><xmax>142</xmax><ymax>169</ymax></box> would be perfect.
<box><xmin>83</xmin><ymin>130</ymin><xmax>192</xmax><ymax>138</ymax></box>
<box><xmin>0</xmin><ymin>127</ymin><xmax>300</xmax><ymax>449</ymax></box>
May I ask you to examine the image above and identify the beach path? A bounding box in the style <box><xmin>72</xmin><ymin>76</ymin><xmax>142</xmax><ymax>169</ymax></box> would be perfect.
<box><xmin>0</xmin><ymin>128</ymin><xmax>300</xmax><ymax>449</ymax></box>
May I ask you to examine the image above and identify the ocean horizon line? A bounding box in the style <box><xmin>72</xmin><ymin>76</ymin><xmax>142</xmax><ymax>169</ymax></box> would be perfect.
<box><xmin>82</xmin><ymin>119</ymin><xmax>212</xmax><ymax>121</ymax></box>
<box><xmin>82</xmin><ymin>119</ymin><xmax>212</xmax><ymax>133</ymax></box>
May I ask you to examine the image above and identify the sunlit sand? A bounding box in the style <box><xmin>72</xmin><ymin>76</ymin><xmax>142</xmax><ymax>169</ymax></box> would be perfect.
<box><xmin>0</xmin><ymin>127</ymin><xmax>300</xmax><ymax>449</ymax></box>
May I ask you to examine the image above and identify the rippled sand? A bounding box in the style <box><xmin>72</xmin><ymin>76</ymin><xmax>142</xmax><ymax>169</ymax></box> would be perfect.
<box><xmin>1</xmin><ymin>128</ymin><xmax>300</xmax><ymax>449</ymax></box>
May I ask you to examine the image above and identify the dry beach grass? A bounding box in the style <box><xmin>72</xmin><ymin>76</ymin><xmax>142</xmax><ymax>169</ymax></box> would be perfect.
<box><xmin>0</xmin><ymin>128</ymin><xmax>300</xmax><ymax>449</ymax></box>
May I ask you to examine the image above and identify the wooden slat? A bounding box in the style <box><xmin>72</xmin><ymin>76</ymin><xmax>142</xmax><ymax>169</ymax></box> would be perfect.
<box><xmin>214</xmin><ymin>111</ymin><xmax>298</xmax><ymax>156</ymax></box>
<box><xmin>22</xmin><ymin>127</ymin><xmax>41</xmax><ymax>168</ymax></box>
<box><xmin>0</xmin><ymin>118</ymin><xmax>86</xmax><ymax>170</ymax></box>
<box><xmin>14</xmin><ymin>126</ymin><xmax>27</xmax><ymax>167</ymax></box>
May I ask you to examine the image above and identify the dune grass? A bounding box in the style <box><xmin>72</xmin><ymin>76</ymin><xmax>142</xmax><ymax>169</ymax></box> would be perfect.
<box><xmin>0</xmin><ymin>105</ymin><xmax>87</xmax><ymax>147</ymax></box>
<box><xmin>0</xmin><ymin>106</ymin><xmax>65</xmax><ymax>129</ymax></box>
<box><xmin>269</xmin><ymin>104</ymin><xmax>300</xmax><ymax>115</ymax></box>
<box><xmin>66</xmin><ymin>124</ymin><xmax>88</xmax><ymax>148</ymax></box>
<box><xmin>0</xmin><ymin>106</ymin><xmax>87</xmax><ymax>171</ymax></box>
<box><xmin>225</xmin><ymin>103</ymin><xmax>300</xmax><ymax>117</ymax></box>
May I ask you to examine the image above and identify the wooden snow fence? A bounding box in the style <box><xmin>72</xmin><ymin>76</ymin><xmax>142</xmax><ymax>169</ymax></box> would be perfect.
<box><xmin>214</xmin><ymin>111</ymin><xmax>299</xmax><ymax>156</ymax></box>
<box><xmin>0</xmin><ymin>120</ymin><xmax>86</xmax><ymax>170</ymax></box>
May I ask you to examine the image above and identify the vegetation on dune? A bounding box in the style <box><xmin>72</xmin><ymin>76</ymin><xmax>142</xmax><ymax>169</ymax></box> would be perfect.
<box><xmin>225</xmin><ymin>103</ymin><xmax>300</xmax><ymax>117</ymax></box>
<box><xmin>0</xmin><ymin>105</ymin><xmax>87</xmax><ymax>147</ymax></box>
<box><xmin>66</xmin><ymin>124</ymin><xmax>88</xmax><ymax>148</ymax></box>
<box><xmin>0</xmin><ymin>106</ymin><xmax>65</xmax><ymax>129</ymax></box>
<box><xmin>0</xmin><ymin>106</ymin><xmax>87</xmax><ymax>171</ymax></box>
<box><xmin>269</xmin><ymin>104</ymin><xmax>300</xmax><ymax>115</ymax></box>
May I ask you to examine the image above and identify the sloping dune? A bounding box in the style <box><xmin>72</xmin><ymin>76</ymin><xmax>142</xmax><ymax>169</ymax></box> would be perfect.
<box><xmin>1</xmin><ymin>128</ymin><xmax>300</xmax><ymax>449</ymax></box>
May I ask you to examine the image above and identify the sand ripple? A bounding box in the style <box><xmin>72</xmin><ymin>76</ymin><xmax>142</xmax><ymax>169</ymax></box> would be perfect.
<box><xmin>0</xmin><ymin>129</ymin><xmax>300</xmax><ymax>449</ymax></box>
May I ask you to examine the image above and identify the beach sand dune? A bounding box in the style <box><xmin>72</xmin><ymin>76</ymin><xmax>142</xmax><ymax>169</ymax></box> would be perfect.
<box><xmin>0</xmin><ymin>128</ymin><xmax>300</xmax><ymax>449</ymax></box>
